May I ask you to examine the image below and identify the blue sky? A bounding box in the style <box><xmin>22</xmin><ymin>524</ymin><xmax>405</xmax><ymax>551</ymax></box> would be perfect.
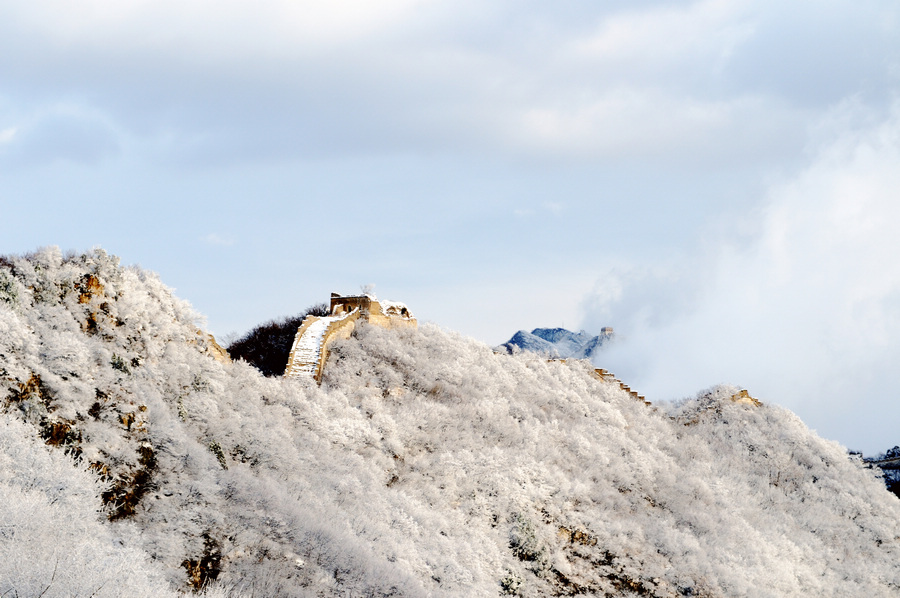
<box><xmin>2</xmin><ymin>0</ymin><xmax>899</xmax><ymax>453</ymax></box>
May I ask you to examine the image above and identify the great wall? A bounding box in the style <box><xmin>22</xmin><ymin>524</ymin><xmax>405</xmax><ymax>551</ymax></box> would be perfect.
<box><xmin>592</xmin><ymin>368</ymin><xmax>650</xmax><ymax>405</ymax></box>
<box><xmin>285</xmin><ymin>293</ymin><xmax>417</xmax><ymax>383</ymax></box>
<box><xmin>284</xmin><ymin>293</ymin><xmax>760</xmax><ymax>408</ymax></box>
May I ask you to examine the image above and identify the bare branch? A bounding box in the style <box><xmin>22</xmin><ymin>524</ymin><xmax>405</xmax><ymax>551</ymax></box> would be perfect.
<box><xmin>36</xmin><ymin>556</ymin><xmax>59</xmax><ymax>598</ymax></box>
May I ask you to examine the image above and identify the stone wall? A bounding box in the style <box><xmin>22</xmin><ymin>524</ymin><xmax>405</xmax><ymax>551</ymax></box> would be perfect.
<box><xmin>314</xmin><ymin>311</ymin><xmax>361</xmax><ymax>381</ymax></box>
<box><xmin>286</xmin><ymin>293</ymin><xmax>416</xmax><ymax>383</ymax></box>
<box><xmin>366</xmin><ymin>312</ymin><xmax>418</xmax><ymax>330</ymax></box>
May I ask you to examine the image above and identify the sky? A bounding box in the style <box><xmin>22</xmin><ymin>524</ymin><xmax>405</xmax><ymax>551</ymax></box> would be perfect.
<box><xmin>1</xmin><ymin>0</ymin><xmax>899</xmax><ymax>454</ymax></box>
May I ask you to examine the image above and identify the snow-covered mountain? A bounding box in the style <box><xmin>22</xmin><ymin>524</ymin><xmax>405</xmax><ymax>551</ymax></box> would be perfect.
<box><xmin>497</xmin><ymin>327</ymin><xmax>613</xmax><ymax>359</ymax></box>
<box><xmin>2</xmin><ymin>247</ymin><xmax>900</xmax><ymax>597</ymax></box>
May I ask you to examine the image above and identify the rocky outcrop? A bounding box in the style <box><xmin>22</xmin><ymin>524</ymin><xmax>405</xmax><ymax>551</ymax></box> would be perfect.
<box><xmin>191</xmin><ymin>330</ymin><xmax>232</xmax><ymax>364</ymax></box>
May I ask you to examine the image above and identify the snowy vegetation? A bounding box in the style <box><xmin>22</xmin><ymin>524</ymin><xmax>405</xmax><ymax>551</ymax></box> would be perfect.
<box><xmin>2</xmin><ymin>247</ymin><xmax>900</xmax><ymax>596</ymax></box>
<box><xmin>226</xmin><ymin>303</ymin><xmax>329</xmax><ymax>377</ymax></box>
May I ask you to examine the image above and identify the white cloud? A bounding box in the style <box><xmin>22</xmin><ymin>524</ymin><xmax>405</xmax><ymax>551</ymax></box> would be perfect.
<box><xmin>581</xmin><ymin>103</ymin><xmax>900</xmax><ymax>453</ymax></box>
<box><xmin>0</xmin><ymin>105</ymin><xmax>120</xmax><ymax>166</ymax></box>
<box><xmin>1</xmin><ymin>0</ymin><xmax>894</xmax><ymax>168</ymax></box>
<box><xmin>503</xmin><ymin>88</ymin><xmax>803</xmax><ymax>163</ymax></box>
<box><xmin>513</xmin><ymin>202</ymin><xmax>563</xmax><ymax>218</ymax></box>
<box><xmin>203</xmin><ymin>233</ymin><xmax>234</xmax><ymax>247</ymax></box>
<box><xmin>5</xmin><ymin>0</ymin><xmax>431</xmax><ymax>47</ymax></box>
<box><xmin>569</xmin><ymin>0</ymin><xmax>756</xmax><ymax>73</ymax></box>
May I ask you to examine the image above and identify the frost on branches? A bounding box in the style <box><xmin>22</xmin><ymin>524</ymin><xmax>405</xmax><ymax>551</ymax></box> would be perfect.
<box><xmin>0</xmin><ymin>247</ymin><xmax>899</xmax><ymax>597</ymax></box>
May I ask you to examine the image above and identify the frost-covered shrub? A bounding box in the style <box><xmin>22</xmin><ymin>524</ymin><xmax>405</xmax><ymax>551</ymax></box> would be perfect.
<box><xmin>2</xmin><ymin>247</ymin><xmax>900</xmax><ymax>597</ymax></box>
<box><xmin>0</xmin><ymin>268</ymin><xmax>18</xmax><ymax>307</ymax></box>
<box><xmin>0</xmin><ymin>414</ymin><xmax>177</xmax><ymax>598</ymax></box>
<box><xmin>323</xmin><ymin>325</ymin><xmax>900</xmax><ymax>597</ymax></box>
<box><xmin>509</xmin><ymin>512</ymin><xmax>544</xmax><ymax>564</ymax></box>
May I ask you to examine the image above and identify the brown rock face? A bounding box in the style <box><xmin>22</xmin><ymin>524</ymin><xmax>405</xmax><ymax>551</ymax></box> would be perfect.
<box><xmin>189</xmin><ymin>330</ymin><xmax>232</xmax><ymax>364</ymax></box>
<box><xmin>730</xmin><ymin>389</ymin><xmax>761</xmax><ymax>406</ymax></box>
<box><xmin>77</xmin><ymin>274</ymin><xmax>104</xmax><ymax>303</ymax></box>
<box><xmin>204</xmin><ymin>333</ymin><xmax>232</xmax><ymax>364</ymax></box>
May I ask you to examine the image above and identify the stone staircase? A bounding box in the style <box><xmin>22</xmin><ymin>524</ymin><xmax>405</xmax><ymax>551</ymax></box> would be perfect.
<box><xmin>285</xmin><ymin>309</ymin><xmax>360</xmax><ymax>382</ymax></box>
<box><xmin>592</xmin><ymin>368</ymin><xmax>650</xmax><ymax>405</ymax></box>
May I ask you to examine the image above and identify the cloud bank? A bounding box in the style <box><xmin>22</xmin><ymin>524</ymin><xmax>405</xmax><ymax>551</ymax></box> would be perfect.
<box><xmin>2</xmin><ymin>1</ymin><xmax>895</xmax><ymax>167</ymax></box>
<box><xmin>582</xmin><ymin>103</ymin><xmax>900</xmax><ymax>453</ymax></box>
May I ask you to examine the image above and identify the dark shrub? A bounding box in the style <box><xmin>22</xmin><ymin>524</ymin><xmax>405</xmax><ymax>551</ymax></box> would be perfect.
<box><xmin>227</xmin><ymin>303</ymin><xmax>329</xmax><ymax>377</ymax></box>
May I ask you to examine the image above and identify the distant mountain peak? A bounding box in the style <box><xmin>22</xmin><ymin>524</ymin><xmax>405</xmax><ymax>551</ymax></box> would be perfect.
<box><xmin>496</xmin><ymin>326</ymin><xmax>614</xmax><ymax>359</ymax></box>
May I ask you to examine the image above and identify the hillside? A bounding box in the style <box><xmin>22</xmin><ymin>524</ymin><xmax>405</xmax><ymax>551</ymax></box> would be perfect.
<box><xmin>2</xmin><ymin>247</ymin><xmax>900</xmax><ymax>597</ymax></box>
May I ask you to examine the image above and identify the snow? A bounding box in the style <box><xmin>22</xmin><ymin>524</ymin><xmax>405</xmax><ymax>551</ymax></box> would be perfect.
<box><xmin>284</xmin><ymin>310</ymin><xmax>356</xmax><ymax>379</ymax></box>
<box><xmin>379</xmin><ymin>300</ymin><xmax>411</xmax><ymax>317</ymax></box>
<box><xmin>498</xmin><ymin>327</ymin><xmax>612</xmax><ymax>359</ymax></box>
<box><xmin>2</xmin><ymin>247</ymin><xmax>900</xmax><ymax>597</ymax></box>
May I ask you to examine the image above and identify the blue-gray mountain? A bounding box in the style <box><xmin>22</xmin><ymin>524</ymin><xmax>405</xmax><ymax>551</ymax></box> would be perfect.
<box><xmin>497</xmin><ymin>327</ymin><xmax>614</xmax><ymax>359</ymax></box>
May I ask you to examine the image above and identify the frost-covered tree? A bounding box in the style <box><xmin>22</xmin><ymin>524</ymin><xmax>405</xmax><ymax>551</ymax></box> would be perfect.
<box><xmin>1</xmin><ymin>247</ymin><xmax>899</xmax><ymax>597</ymax></box>
<box><xmin>0</xmin><ymin>414</ymin><xmax>177</xmax><ymax>597</ymax></box>
<box><xmin>227</xmin><ymin>303</ymin><xmax>329</xmax><ymax>376</ymax></box>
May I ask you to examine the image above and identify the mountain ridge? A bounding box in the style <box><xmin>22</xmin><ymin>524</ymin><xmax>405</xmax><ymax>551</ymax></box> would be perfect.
<box><xmin>497</xmin><ymin>326</ymin><xmax>614</xmax><ymax>359</ymax></box>
<box><xmin>2</xmin><ymin>247</ymin><xmax>900</xmax><ymax>597</ymax></box>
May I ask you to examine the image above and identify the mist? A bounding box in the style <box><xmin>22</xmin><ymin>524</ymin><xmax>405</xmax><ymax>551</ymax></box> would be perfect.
<box><xmin>582</xmin><ymin>103</ymin><xmax>900</xmax><ymax>454</ymax></box>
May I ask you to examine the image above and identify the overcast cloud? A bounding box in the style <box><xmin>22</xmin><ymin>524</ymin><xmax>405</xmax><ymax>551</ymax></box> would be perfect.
<box><xmin>1</xmin><ymin>0</ymin><xmax>899</xmax><ymax>452</ymax></box>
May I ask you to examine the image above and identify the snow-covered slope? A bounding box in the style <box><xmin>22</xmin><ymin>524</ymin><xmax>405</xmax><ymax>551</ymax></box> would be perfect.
<box><xmin>498</xmin><ymin>327</ymin><xmax>613</xmax><ymax>359</ymax></box>
<box><xmin>2</xmin><ymin>248</ymin><xmax>900</xmax><ymax>597</ymax></box>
